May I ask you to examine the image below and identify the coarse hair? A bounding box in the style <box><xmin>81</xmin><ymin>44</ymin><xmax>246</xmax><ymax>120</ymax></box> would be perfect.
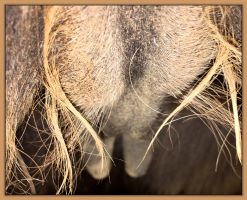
<box><xmin>6</xmin><ymin>5</ymin><xmax>242</xmax><ymax>194</ymax></box>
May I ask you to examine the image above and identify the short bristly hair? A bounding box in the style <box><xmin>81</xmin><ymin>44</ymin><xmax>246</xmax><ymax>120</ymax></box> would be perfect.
<box><xmin>6</xmin><ymin>5</ymin><xmax>242</xmax><ymax>194</ymax></box>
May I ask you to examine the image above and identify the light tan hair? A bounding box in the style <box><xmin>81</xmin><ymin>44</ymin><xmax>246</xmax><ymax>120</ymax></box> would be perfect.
<box><xmin>6</xmin><ymin>5</ymin><xmax>242</xmax><ymax>194</ymax></box>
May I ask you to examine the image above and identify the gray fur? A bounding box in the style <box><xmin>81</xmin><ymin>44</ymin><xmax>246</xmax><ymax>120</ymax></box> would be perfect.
<box><xmin>6</xmin><ymin>5</ymin><xmax>242</xmax><ymax>194</ymax></box>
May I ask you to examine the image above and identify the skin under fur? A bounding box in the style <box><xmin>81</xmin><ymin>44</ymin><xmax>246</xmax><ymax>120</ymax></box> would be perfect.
<box><xmin>6</xmin><ymin>5</ymin><xmax>242</xmax><ymax>194</ymax></box>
